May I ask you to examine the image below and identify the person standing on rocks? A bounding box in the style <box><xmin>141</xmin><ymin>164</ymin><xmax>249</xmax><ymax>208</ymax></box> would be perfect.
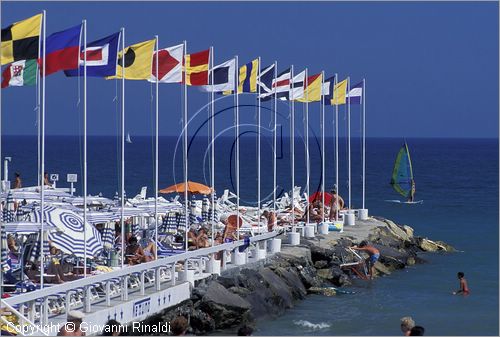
<box><xmin>352</xmin><ymin>241</ymin><xmax>380</xmax><ymax>279</ymax></box>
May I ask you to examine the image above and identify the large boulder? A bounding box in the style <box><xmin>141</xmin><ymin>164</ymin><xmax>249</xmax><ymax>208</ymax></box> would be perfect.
<box><xmin>258</xmin><ymin>268</ymin><xmax>294</xmax><ymax>309</ymax></box>
<box><xmin>416</xmin><ymin>237</ymin><xmax>455</xmax><ymax>252</ymax></box>
<box><xmin>199</xmin><ymin>281</ymin><xmax>251</xmax><ymax>329</ymax></box>
<box><xmin>273</xmin><ymin>267</ymin><xmax>307</xmax><ymax>300</ymax></box>
<box><xmin>384</xmin><ymin>219</ymin><xmax>413</xmax><ymax>242</ymax></box>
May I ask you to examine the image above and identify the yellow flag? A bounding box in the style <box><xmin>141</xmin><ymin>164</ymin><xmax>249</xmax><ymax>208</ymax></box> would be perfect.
<box><xmin>331</xmin><ymin>79</ymin><xmax>347</xmax><ymax>105</ymax></box>
<box><xmin>107</xmin><ymin>39</ymin><xmax>155</xmax><ymax>80</ymax></box>
<box><xmin>1</xmin><ymin>13</ymin><xmax>42</xmax><ymax>65</ymax></box>
<box><xmin>296</xmin><ymin>73</ymin><xmax>323</xmax><ymax>103</ymax></box>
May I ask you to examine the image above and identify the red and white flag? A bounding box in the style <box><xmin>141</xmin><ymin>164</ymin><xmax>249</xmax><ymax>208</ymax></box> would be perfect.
<box><xmin>150</xmin><ymin>43</ymin><xmax>183</xmax><ymax>83</ymax></box>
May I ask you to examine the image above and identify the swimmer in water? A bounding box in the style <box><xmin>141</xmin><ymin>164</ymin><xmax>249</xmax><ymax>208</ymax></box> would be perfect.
<box><xmin>452</xmin><ymin>271</ymin><xmax>470</xmax><ymax>295</ymax></box>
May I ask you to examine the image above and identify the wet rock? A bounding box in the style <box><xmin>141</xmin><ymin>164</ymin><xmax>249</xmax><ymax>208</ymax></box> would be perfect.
<box><xmin>199</xmin><ymin>281</ymin><xmax>251</xmax><ymax>329</ymax></box>
<box><xmin>308</xmin><ymin>287</ymin><xmax>336</xmax><ymax>296</ymax></box>
<box><xmin>417</xmin><ymin>238</ymin><xmax>455</xmax><ymax>252</ymax></box>
<box><xmin>295</xmin><ymin>264</ymin><xmax>323</xmax><ymax>288</ymax></box>
<box><xmin>374</xmin><ymin>261</ymin><xmax>391</xmax><ymax>276</ymax></box>
<box><xmin>434</xmin><ymin>240</ymin><xmax>456</xmax><ymax>252</ymax></box>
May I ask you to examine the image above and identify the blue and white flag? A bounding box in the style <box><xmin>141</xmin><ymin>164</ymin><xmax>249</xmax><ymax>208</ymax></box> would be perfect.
<box><xmin>201</xmin><ymin>58</ymin><xmax>236</xmax><ymax>93</ymax></box>
<box><xmin>65</xmin><ymin>31</ymin><xmax>121</xmax><ymax>77</ymax></box>
<box><xmin>257</xmin><ymin>63</ymin><xmax>276</xmax><ymax>101</ymax></box>
<box><xmin>347</xmin><ymin>80</ymin><xmax>363</xmax><ymax>104</ymax></box>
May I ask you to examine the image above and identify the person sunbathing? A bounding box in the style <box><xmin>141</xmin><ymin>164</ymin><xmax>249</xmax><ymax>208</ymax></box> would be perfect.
<box><xmin>125</xmin><ymin>236</ymin><xmax>154</xmax><ymax>265</ymax></box>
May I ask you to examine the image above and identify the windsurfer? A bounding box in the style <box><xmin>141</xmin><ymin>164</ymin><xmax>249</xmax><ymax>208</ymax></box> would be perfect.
<box><xmin>408</xmin><ymin>179</ymin><xmax>416</xmax><ymax>202</ymax></box>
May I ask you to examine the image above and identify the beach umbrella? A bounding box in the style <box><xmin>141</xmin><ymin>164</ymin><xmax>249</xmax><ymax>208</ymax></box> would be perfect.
<box><xmin>308</xmin><ymin>191</ymin><xmax>333</xmax><ymax>205</ymax></box>
<box><xmin>3</xmin><ymin>192</ymin><xmax>15</xmax><ymax>223</ymax></box>
<box><xmin>176</xmin><ymin>212</ymin><xmax>187</xmax><ymax>233</ymax></box>
<box><xmin>159</xmin><ymin>181</ymin><xmax>213</xmax><ymax>195</ymax></box>
<box><xmin>189</xmin><ymin>196</ymin><xmax>197</xmax><ymax>226</ymax></box>
<box><xmin>29</xmin><ymin>231</ymin><xmax>50</xmax><ymax>263</ymax></box>
<box><xmin>202</xmin><ymin>197</ymin><xmax>209</xmax><ymax>223</ymax></box>
<box><xmin>101</xmin><ymin>222</ymin><xmax>115</xmax><ymax>250</ymax></box>
<box><xmin>162</xmin><ymin>212</ymin><xmax>178</xmax><ymax>234</ymax></box>
<box><xmin>33</xmin><ymin>206</ymin><xmax>103</xmax><ymax>258</ymax></box>
<box><xmin>1</xmin><ymin>223</ymin><xmax>9</xmax><ymax>272</ymax></box>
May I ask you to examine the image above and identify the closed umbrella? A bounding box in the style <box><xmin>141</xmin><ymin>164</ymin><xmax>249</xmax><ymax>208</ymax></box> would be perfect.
<box><xmin>202</xmin><ymin>197</ymin><xmax>209</xmax><ymax>223</ymax></box>
<box><xmin>189</xmin><ymin>196</ymin><xmax>197</xmax><ymax>226</ymax></box>
<box><xmin>33</xmin><ymin>206</ymin><xmax>103</xmax><ymax>258</ymax></box>
<box><xmin>1</xmin><ymin>223</ymin><xmax>8</xmax><ymax>272</ymax></box>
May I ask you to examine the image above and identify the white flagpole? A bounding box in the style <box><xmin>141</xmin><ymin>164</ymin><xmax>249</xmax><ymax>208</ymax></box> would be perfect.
<box><xmin>210</xmin><ymin>46</ymin><xmax>215</xmax><ymax>246</ymax></box>
<box><xmin>290</xmin><ymin>65</ymin><xmax>295</xmax><ymax>230</ymax></box>
<box><xmin>37</xmin><ymin>15</ymin><xmax>42</xmax><ymax>188</ymax></box>
<box><xmin>154</xmin><ymin>36</ymin><xmax>159</xmax><ymax>259</ymax></box>
<box><xmin>362</xmin><ymin>78</ymin><xmax>366</xmax><ymax>210</ymax></box>
<box><xmin>347</xmin><ymin>76</ymin><xmax>351</xmax><ymax>209</ymax></box>
<box><xmin>257</xmin><ymin>57</ymin><xmax>261</xmax><ymax>223</ymax></box>
<box><xmin>273</xmin><ymin>62</ymin><xmax>277</xmax><ymax>216</ymax></box>
<box><xmin>120</xmin><ymin>27</ymin><xmax>125</xmax><ymax>268</ymax></box>
<box><xmin>305</xmin><ymin>68</ymin><xmax>309</xmax><ymax>224</ymax></box>
<box><xmin>334</xmin><ymin>74</ymin><xmax>339</xmax><ymax>221</ymax></box>
<box><xmin>40</xmin><ymin>10</ymin><xmax>46</xmax><ymax>288</ymax></box>
<box><xmin>183</xmin><ymin>40</ymin><xmax>188</xmax><ymax>252</ymax></box>
<box><xmin>83</xmin><ymin>20</ymin><xmax>88</xmax><ymax>278</ymax></box>
<box><xmin>235</xmin><ymin>55</ymin><xmax>240</xmax><ymax>240</ymax></box>
<box><xmin>321</xmin><ymin>71</ymin><xmax>325</xmax><ymax>224</ymax></box>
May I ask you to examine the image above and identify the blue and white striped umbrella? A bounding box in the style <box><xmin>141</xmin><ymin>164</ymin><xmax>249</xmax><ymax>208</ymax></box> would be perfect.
<box><xmin>176</xmin><ymin>212</ymin><xmax>187</xmax><ymax>233</ymax></box>
<box><xmin>29</xmin><ymin>231</ymin><xmax>50</xmax><ymax>263</ymax></box>
<box><xmin>3</xmin><ymin>191</ymin><xmax>15</xmax><ymax>223</ymax></box>
<box><xmin>109</xmin><ymin>207</ymin><xmax>149</xmax><ymax>218</ymax></box>
<box><xmin>83</xmin><ymin>211</ymin><xmax>119</xmax><ymax>225</ymax></box>
<box><xmin>202</xmin><ymin>198</ymin><xmax>209</xmax><ymax>223</ymax></box>
<box><xmin>189</xmin><ymin>197</ymin><xmax>197</xmax><ymax>225</ymax></box>
<box><xmin>101</xmin><ymin>222</ymin><xmax>115</xmax><ymax>250</ymax></box>
<box><xmin>1</xmin><ymin>223</ymin><xmax>9</xmax><ymax>272</ymax></box>
<box><xmin>163</xmin><ymin>212</ymin><xmax>179</xmax><ymax>234</ymax></box>
<box><xmin>33</xmin><ymin>206</ymin><xmax>103</xmax><ymax>258</ymax></box>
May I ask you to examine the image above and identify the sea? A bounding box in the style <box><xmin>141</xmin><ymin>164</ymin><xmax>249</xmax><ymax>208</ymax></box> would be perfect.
<box><xmin>2</xmin><ymin>135</ymin><xmax>498</xmax><ymax>336</ymax></box>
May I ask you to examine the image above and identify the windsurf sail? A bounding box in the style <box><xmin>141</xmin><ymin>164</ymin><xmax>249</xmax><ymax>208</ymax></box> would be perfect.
<box><xmin>390</xmin><ymin>142</ymin><xmax>414</xmax><ymax>198</ymax></box>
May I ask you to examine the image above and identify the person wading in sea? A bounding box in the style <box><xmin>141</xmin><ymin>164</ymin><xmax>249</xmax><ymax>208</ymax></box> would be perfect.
<box><xmin>452</xmin><ymin>271</ymin><xmax>470</xmax><ymax>295</ymax></box>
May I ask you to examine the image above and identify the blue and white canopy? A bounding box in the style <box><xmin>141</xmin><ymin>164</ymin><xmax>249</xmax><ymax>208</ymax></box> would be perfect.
<box><xmin>32</xmin><ymin>206</ymin><xmax>103</xmax><ymax>258</ymax></box>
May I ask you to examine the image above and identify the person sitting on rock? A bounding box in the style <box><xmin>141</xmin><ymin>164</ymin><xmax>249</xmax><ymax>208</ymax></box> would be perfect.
<box><xmin>351</xmin><ymin>240</ymin><xmax>380</xmax><ymax>279</ymax></box>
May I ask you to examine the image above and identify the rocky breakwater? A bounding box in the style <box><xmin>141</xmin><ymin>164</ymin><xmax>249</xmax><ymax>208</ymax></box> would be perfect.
<box><xmin>139</xmin><ymin>217</ymin><xmax>455</xmax><ymax>335</ymax></box>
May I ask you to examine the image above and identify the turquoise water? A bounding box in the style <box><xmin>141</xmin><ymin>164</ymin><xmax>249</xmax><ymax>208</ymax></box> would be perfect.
<box><xmin>2</xmin><ymin>136</ymin><xmax>498</xmax><ymax>335</ymax></box>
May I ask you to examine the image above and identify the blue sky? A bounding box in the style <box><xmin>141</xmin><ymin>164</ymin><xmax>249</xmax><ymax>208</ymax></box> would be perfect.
<box><xmin>1</xmin><ymin>1</ymin><xmax>498</xmax><ymax>138</ymax></box>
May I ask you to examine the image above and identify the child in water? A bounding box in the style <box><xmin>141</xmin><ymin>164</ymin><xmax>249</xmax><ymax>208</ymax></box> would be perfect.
<box><xmin>452</xmin><ymin>272</ymin><xmax>470</xmax><ymax>295</ymax></box>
